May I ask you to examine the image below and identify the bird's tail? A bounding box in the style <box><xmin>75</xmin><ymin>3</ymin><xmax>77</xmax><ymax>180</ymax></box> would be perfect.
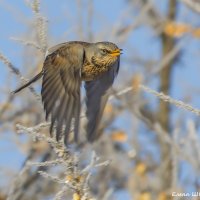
<box><xmin>13</xmin><ymin>71</ymin><xmax>43</xmax><ymax>94</ymax></box>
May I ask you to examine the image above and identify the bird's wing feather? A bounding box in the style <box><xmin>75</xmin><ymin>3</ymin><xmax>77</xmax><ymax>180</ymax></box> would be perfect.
<box><xmin>42</xmin><ymin>43</ymin><xmax>84</xmax><ymax>144</ymax></box>
<box><xmin>85</xmin><ymin>57</ymin><xmax>120</xmax><ymax>142</ymax></box>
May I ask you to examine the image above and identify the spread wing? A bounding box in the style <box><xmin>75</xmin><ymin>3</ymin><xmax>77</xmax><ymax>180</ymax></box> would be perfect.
<box><xmin>42</xmin><ymin>43</ymin><xmax>84</xmax><ymax>144</ymax></box>
<box><xmin>84</xmin><ymin>58</ymin><xmax>120</xmax><ymax>142</ymax></box>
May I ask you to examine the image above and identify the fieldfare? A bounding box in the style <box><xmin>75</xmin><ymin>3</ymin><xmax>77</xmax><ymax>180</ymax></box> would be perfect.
<box><xmin>13</xmin><ymin>41</ymin><xmax>122</xmax><ymax>144</ymax></box>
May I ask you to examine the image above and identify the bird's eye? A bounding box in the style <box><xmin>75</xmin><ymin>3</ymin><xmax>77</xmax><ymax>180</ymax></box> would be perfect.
<box><xmin>101</xmin><ymin>49</ymin><xmax>108</xmax><ymax>54</ymax></box>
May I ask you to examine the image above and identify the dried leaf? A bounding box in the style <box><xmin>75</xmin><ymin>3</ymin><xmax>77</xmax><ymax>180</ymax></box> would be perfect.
<box><xmin>66</xmin><ymin>175</ymin><xmax>73</xmax><ymax>182</ymax></box>
<box><xmin>192</xmin><ymin>28</ymin><xmax>200</xmax><ymax>38</ymax></box>
<box><xmin>138</xmin><ymin>192</ymin><xmax>151</xmax><ymax>200</ymax></box>
<box><xmin>158</xmin><ymin>192</ymin><xmax>167</xmax><ymax>200</ymax></box>
<box><xmin>111</xmin><ymin>131</ymin><xmax>127</xmax><ymax>142</ymax></box>
<box><xmin>73</xmin><ymin>193</ymin><xmax>81</xmax><ymax>200</ymax></box>
<box><xmin>104</xmin><ymin>103</ymin><xmax>113</xmax><ymax>115</ymax></box>
<box><xmin>132</xmin><ymin>74</ymin><xmax>142</xmax><ymax>93</ymax></box>
<box><xmin>135</xmin><ymin>162</ymin><xmax>146</xmax><ymax>175</ymax></box>
<box><xmin>164</xmin><ymin>21</ymin><xmax>191</xmax><ymax>38</ymax></box>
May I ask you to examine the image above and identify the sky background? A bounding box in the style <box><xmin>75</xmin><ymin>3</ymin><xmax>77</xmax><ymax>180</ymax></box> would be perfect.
<box><xmin>1</xmin><ymin>0</ymin><xmax>200</xmax><ymax>199</ymax></box>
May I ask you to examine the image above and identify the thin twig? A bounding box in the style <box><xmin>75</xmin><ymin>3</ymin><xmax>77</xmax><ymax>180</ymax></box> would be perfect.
<box><xmin>0</xmin><ymin>52</ymin><xmax>40</xmax><ymax>100</ymax></box>
<box><xmin>112</xmin><ymin>84</ymin><xmax>200</xmax><ymax>117</ymax></box>
<box><xmin>140</xmin><ymin>84</ymin><xmax>200</xmax><ymax>116</ymax></box>
<box><xmin>179</xmin><ymin>0</ymin><xmax>200</xmax><ymax>14</ymax></box>
<box><xmin>10</xmin><ymin>37</ymin><xmax>43</xmax><ymax>51</ymax></box>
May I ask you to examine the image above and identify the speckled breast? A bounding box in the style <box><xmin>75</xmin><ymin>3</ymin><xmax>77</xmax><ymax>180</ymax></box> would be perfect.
<box><xmin>81</xmin><ymin>62</ymin><xmax>111</xmax><ymax>81</ymax></box>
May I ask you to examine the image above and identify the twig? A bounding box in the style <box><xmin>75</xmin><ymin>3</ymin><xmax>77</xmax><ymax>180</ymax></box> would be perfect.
<box><xmin>102</xmin><ymin>188</ymin><xmax>114</xmax><ymax>200</ymax></box>
<box><xmin>0</xmin><ymin>52</ymin><xmax>40</xmax><ymax>100</ymax></box>
<box><xmin>151</xmin><ymin>38</ymin><xmax>186</xmax><ymax>75</ymax></box>
<box><xmin>53</xmin><ymin>186</ymin><xmax>68</xmax><ymax>200</ymax></box>
<box><xmin>140</xmin><ymin>84</ymin><xmax>200</xmax><ymax>116</ymax></box>
<box><xmin>10</xmin><ymin>37</ymin><xmax>43</xmax><ymax>51</ymax></box>
<box><xmin>27</xmin><ymin>159</ymin><xmax>64</xmax><ymax>167</ymax></box>
<box><xmin>112</xmin><ymin>84</ymin><xmax>200</xmax><ymax>117</ymax></box>
<box><xmin>7</xmin><ymin>164</ymin><xmax>30</xmax><ymax>200</ymax></box>
<box><xmin>179</xmin><ymin>0</ymin><xmax>200</xmax><ymax>14</ymax></box>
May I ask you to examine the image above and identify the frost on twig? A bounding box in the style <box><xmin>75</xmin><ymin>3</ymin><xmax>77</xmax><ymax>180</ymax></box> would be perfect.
<box><xmin>10</xmin><ymin>37</ymin><xmax>44</xmax><ymax>51</ymax></box>
<box><xmin>140</xmin><ymin>84</ymin><xmax>200</xmax><ymax>116</ymax></box>
<box><xmin>23</xmin><ymin>0</ymin><xmax>48</xmax><ymax>53</ymax></box>
<box><xmin>0</xmin><ymin>52</ymin><xmax>40</xmax><ymax>100</ymax></box>
<box><xmin>113</xmin><ymin>84</ymin><xmax>200</xmax><ymax>117</ymax></box>
<box><xmin>13</xmin><ymin>123</ymin><xmax>111</xmax><ymax>200</ymax></box>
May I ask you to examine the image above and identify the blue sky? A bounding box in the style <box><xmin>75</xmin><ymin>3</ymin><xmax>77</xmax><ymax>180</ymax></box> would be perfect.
<box><xmin>1</xmin><ymin>0</ymin><xmax>200</xmax><ymax>198</ymax></box>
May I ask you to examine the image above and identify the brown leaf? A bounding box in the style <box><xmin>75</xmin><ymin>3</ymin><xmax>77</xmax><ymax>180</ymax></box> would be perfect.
<box><xmin>135</xmin><ymin>162</ymin><xmax>146</xmax><ymax>176</ymax></box>
<box><xmin>104</xmin><ymin>103</ymin><xmax>113</xmax><ymax>115</ymax></box>
<box><xmin>111</xmin><ymin>131</ymin><xmax>127</xmax><ymax>142</ymax></box>
<box><xmin>138</xmin><ymin>192</ymin><xmax>151</xmax><ymax>200</ymax></box>
<box><xmin>192</xmin><ymin>28</ymin><xmax>200</xmax><ymax>38</ymax></box>
<box><xmin>73</xmin><ymin>193</ymin><xmax>81</xmax><ymax>200</ymax></box>
<box><xmin>132</xmin><ymin>74</ymin><xmax>143</xmax><ymax>93</ymax></box>
<box><xmin>158</xmin><ymin>192</ymin><xmax>167</xmax><ymax>200</ymax></box>
<box><xmin>164</xmin><ymin>21</ymin><xmax>191</xmax><ymax>38</ymax></box>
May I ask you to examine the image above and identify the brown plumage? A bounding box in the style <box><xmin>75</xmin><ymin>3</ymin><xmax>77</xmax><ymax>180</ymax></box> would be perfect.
<box><xmin>13</xmin><ymin>41</ymin><xmax>121</xmax><ymax>144</ymax></box>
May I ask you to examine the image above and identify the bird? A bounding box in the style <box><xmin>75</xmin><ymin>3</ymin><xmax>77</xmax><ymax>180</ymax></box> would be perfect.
<box><xmin>13</xmin><ymin>41</ymin><xmax>122</xmax><ymax>145</ymax></box>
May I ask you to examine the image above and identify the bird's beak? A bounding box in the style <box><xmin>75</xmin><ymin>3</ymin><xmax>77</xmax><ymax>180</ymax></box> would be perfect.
<box><xmin>110</xmin><ymin>48</ymin><xmax>123</xmax><ymax>57</ymax></box>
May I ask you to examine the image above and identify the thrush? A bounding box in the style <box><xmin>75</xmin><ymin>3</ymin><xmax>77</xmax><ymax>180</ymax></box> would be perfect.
<box><xmin>13</xmin><ymin>41</ymin><xmax>122</xmax><ymax>144</ymax></box>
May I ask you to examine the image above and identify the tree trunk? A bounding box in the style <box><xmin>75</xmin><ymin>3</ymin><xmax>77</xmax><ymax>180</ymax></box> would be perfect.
<box><xmin>158</xmin><ymin>0</ymin><xmax>177</xmax><ymax>198</ymax></box>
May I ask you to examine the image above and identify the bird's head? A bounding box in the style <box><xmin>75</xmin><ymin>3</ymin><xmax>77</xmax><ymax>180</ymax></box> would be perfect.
<box><xmin>86</xmin><ymin>42</ymin><xmax>122</xmax><ymax>67</ymax></box>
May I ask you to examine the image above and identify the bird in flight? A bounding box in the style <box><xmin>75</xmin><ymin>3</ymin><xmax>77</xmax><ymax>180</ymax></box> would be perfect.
<box><xmin>13</xmin><ymin>41</ymin><xmax>122</xmax><ymax>144</ymax></box>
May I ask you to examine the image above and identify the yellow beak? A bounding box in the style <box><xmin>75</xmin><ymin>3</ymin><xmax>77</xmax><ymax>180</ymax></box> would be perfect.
<box><xmin>110</xmin><ymin>49</ymin><xmax>122</xmax><ymax>57</ymax></box>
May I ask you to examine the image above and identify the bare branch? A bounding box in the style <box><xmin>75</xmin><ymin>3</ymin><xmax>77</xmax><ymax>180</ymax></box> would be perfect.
<box><xmin>179</xmin><ymin>0</ymin><xmax>200</xmax><ymax>14</ymax></box>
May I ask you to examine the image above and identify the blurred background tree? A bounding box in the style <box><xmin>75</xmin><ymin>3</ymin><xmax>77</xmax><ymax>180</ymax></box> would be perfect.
<box><xmin>1</xmin><ymin>0</ymin><xmax>200</xmax><ymax>199</ymax></box>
